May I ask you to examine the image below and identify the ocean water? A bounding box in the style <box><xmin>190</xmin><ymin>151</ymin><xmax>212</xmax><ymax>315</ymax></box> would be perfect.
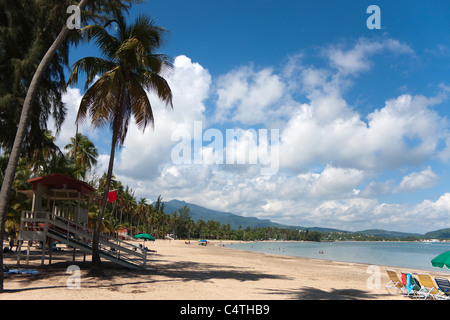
<box><xmin>225</xmin><ymin>241</ymin><xmax>450</xmax><ymax>273</ymax></box>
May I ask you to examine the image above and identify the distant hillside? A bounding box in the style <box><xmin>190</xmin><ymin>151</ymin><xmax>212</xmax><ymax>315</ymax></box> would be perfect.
<box><xmin>424</xmin><ymin>228</ymin><xmax>450</xmax><ymax>240</ymax></box>
<box><xmin>357</xmin><ymin>229</ymin><xmax>422</xmax><ymax>239</ymax></box>
<box><xmin>164</xmin><ymin>200</ymin><xmax>288</xmax><ymax>230</ymax></box>
<box><xmin>306</xmin><ymin>227</ymin><xmax>350</xmax><ymax>234</ymax></box>
<box><xmin>163</xmin><ymin>199</ymin><xmax>449</xmax><ymax>239</ymax></box>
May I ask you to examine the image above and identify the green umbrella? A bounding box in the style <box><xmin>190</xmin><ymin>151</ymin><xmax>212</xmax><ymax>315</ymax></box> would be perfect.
<box><xmin>134</xmin><ymin>233</ymin><xmax>155</xmax><ymax>241</ymax></box>
<box><xmin>431</xmin><ymin>251</ymin><xmax>450</xmax><ymax>269</ymax></box>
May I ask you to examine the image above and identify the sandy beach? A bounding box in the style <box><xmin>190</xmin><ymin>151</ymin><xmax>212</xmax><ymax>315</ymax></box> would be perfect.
<box><xmin>1</xmin><ymin>239</ymin><xmax>448</xmax><ymax>300</ymax></box>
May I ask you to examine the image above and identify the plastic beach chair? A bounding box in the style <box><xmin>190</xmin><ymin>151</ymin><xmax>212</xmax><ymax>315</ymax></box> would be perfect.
<box><xmin>434</xmin><ymin>278</ymin><xmax>450</xmax><ymax>300</ymax></box>
<box><xmin>416</xmin><ymin>273</ymin><xmax>441</xmax><ymax>300</ymax></box>
<box><xmin>386</xmin><ymin>269</ymin><xmax>406</xmax><ymax>294</ymax></box>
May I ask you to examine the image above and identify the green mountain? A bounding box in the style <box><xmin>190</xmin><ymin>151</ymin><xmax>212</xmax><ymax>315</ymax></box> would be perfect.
<box><xmin>164</xmin><ymin>200</ymin><xmax>288</xmax><ymax>230</ymax></box>
<box><xmin>163</xmin><ymin>200</ymin><xmax>449</xmax><ymax>239</ymax></box>
<box><xmin>424</xmin><ymin>228</ymin><xmax>450</xmax><ymax>240</ymax></box>
<box><xmin>357</xmin><ymin>229</ymin><xmax>422</xmax><ymax>239</ymax></box>
<box><xmin>164</xmin><ymin>200</ymin><xmax>345</xmax><ymax>233</ymax></box>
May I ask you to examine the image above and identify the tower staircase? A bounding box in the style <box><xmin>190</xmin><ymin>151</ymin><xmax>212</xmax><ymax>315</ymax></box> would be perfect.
<box><xmin>17</xmin><ymin>211</ymin><xmax>147</xmax><ymax>269</ymax></box>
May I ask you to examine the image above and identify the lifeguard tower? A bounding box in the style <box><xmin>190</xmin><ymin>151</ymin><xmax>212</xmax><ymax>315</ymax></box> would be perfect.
<box><xmin>17</xmin><ymin>173</ymin><xmax>146</xmax><ymax>269</ymax></box>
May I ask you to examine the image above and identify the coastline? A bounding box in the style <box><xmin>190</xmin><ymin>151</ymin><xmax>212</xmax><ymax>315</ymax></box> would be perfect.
<box><xmin>224</xmin><ymin>240</ymin><xmax>450</xmax><ymax>273</ymax></box>
<box><xmin>1</xmin><ymin>239</ymin><xmax>448</xmax><ymax>300</ymax></box>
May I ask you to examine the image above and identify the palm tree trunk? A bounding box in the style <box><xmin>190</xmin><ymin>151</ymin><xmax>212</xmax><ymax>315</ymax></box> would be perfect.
<box><xmin>0</xmin><ymin>0</ymin><xmax>88</xmax><ymax>292</ymax></box>
<box><xmin>89</xmin><ymin>134</ymin><xmax>116</xmax><ymax>276</ymax></box>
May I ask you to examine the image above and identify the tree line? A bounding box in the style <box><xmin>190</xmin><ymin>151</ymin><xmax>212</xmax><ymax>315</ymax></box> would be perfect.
<box><xmin>0</xmin><ymin>0</ymin><xmax>169</xmax><ymax>285</ymax></box>
<box><xmin>0</xmin><ymin>0</ymin><xmax>178</xmax><ymax>282</ymax></box>
<box><xmin>85</xmin><ymin>178</ymin><xmax>324</xmax><ymax>242</ymax></box>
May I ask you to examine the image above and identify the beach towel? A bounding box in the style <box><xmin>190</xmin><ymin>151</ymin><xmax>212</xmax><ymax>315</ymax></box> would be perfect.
<box><xmin>406</xmin><ymin>274</ymin><xmax>420</xmax><ymax>294</ymax></box>
<box><xmin>6</xmin><ymin>269</ymin><xmax>39</xmax><ymax>275</ymax></box>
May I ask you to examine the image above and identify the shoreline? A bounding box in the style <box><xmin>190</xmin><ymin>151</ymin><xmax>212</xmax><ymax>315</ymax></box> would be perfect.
<box><xmin>1</xmin><ymin>239</ymin><xmax>449</xmax><ymax>300</ymax></box>
<box><xmin>222</xmin><ymin>240</ymin><xmax>450</xmax><ymax>274</ymax></box>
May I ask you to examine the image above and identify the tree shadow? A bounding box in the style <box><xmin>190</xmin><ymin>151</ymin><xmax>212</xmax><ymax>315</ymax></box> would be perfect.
<box><xmin>2</xmin><ymin>259</ymin><xmax>292</xmax><ymax>294</ymax></box>
<box><xmin>263</xmin><ymin>286</ymin><xmax>391</xmax><ymax>300</ymax></box>
<box><xmin>145</xmin><ymin>260</ymin><xmax>293</xmax><ymax>283</ymax></box>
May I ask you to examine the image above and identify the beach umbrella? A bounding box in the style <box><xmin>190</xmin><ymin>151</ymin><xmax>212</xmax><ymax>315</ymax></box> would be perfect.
<box><xmin>431</xmin><ymin>251</ymin><xmax>450</xmax><ymax>269</ymax></box>
<box><xmin>134</xmin><ymin>233</ymin><xmax>155</xmax><ymax>241</ymax></box>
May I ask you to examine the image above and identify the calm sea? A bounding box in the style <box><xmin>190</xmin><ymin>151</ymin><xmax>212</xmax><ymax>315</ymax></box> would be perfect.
<box><xmin>225</xmin><ymin>241</ymin><xmax>450</xmax><ymax>273</ymax></box>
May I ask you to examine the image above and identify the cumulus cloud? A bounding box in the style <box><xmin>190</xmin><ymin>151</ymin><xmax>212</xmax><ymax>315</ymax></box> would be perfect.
<box><xmin>280</xmin><ymin>93</ymin><xmax>448</xmax><ymax>172</ymax></box>
<box><xmin>214</xmin><ymin>65</ymin><xmax>288</xmax><ymax>125</ymax></box>
<box><xmin>56</xmin><ymin>36</ymin><xmax>450</xmax><ymax>234</ymax></box>
<box><xmin>112</xmin><ymin>55</ymin><xmax>211</xmax><ymax>180</ymax></box>
<box><xmin>49</xmin><ymin>87</ymin><xmax>92</xmax><ymax>150</ymax></box>
<box><xmin>325</xmin><ymin>38</ymin><xmax>414</xmax><ymax>75</ymax></box>
<box><xmin>397</xmin><ymin>167</ymin><xmax>438</xmax><ymax>192</ymax></box>
<box><xmin>308</xmin><ymin>166</ymin><xmax>365</xmax><ymax>199</ymax></box>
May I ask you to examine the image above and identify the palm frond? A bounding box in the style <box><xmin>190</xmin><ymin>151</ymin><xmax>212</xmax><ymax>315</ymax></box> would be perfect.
<box><xmin>141</xmin><ymin>71</ymin><xmax>173</xmax><ymax>109</ymax></box>
<box><xmin>68</xmin><ymin>57</ymin><xmax>117</xmax><ymax>90</ymax></box>
<box><xmin>69</xmin><ymin>13</ymin><xmax>173</xmax><ymax>147</ymax></box>
<box><xmin>125</xmin><ymin>75</ymin><xmax>154</xmax><ymax>130</ymax></box>
<box><xmin>83</xmin><ymin>24</ymin><xmax>121</xmax><ymax>61</ymax></box>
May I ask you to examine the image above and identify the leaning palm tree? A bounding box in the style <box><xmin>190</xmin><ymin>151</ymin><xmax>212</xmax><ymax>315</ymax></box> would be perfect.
<box><xmin>67</xmin><ymin>14</ymin><xmax>173</xmax><ymax>276</ymax></box>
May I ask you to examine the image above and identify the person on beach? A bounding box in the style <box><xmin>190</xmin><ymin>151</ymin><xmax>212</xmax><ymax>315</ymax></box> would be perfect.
<box><xmin>9</xmin><ymin>237</ymin><xmax>15</xmax><ymax>251</ymax></box>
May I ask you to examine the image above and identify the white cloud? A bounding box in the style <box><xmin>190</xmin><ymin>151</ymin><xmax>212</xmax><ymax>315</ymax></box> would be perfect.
<box><xmin>397</xmin><ymin>167</ymin><xmax>438</xmax><ymax>192</ymax></box>
<box><xmin>326</xmin><ymin>38</ymin><xmax>414</xmax><ymax>75</ymax></box>
<box><xmin>308</xmin><ymin>166</ymin><xmax>365</xmax><ymax>199</ymax></box>
<box><xmin>50</xmin><ymin>87</ymin><xmax>95</xmax><ymax>150</ymax></box>
<box><xmin>280</xmin><ymin>93</ymin><xmax>448</xmax><ymax>172</ymax></box>
<box><xmin>215</xmin><ymin>65</ymin><xmax>287</xmax><ymax>125</ymax></box>
<box><xmin>113</xmin><ymin>55</ymin><xmax>211</xmax><ymax>180</ymax></box>
<box><xmin>56</xmin><ymin>36</ymin><xmax>450</xmax><ymax>234</ymax></box>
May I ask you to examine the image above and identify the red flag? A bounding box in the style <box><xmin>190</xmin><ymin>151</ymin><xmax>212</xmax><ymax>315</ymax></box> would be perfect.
<box><xmin>108</xmin><ymin>190</ymin><xmax>118</xmax><ymax>203</ymax></box>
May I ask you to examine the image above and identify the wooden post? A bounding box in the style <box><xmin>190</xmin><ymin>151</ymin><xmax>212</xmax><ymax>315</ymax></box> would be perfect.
<box><xmin>41</xmin><ymin>240</ymin><xmax>46</xmax><ymax>265</ymax></box>
<box><xmin>17</xmin><ymin>211</ymin><xmax>23</xmax><ymax>265</ymax></box>
<box><xmin>26</xmin><ymin>241</ymin><xmax>31</xmax><ymax>264</ymax></box>
<box><xmin>16</xmin><ymin>240</ymin><xmax>22</xmax><ymax>265</ymax></box>
<box><xmin>41</xmin><ymin>213</ymin><xmax>48</xmax><ymax>265</ymax></box>
<box><xmin>48</xmin><ymin>238</ymin><xmax>52</xmax><ymax>265</ymax></box>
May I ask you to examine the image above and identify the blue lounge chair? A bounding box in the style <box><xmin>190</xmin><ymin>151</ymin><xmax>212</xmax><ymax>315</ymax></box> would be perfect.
<box><xmin>434</xmin><ymin>278</ymin><xmax>450</xmax><ymax>300</ymax></box>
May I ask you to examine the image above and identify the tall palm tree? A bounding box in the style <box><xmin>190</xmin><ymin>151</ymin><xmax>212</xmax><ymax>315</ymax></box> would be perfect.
<box><xmin>0</xmin><ymin>0</ymin><xmax>140</xmax><ymax>292</ymax></box>
<box><xmin>64</xmin><ymin>133</ymin><xmax>98</xmax><ymax>179</ymax></box>
<box><xmin>67</xmin><ymin>14</ymin><xmax>173</xmax><ymax>276</ymax></box>
<box><xmin>136</xmin><ymin>198</ymin><xmax>148</xmax><ymax>233</ymax></box>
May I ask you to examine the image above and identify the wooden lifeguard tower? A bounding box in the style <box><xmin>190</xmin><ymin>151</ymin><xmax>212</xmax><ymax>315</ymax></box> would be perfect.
<box><xmin>17</xmin><ymin>173</ymin><xmax>146</xmax><ymax>269</ymax></box>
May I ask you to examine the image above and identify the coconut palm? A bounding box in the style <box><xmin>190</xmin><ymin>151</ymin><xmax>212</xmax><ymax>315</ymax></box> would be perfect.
<box><xmin>0</xmin><ymin>0</ymin><xmax>141</xmax><ymax>291</ymax></box>
<box><xmin>67</xmin><ymin>14</ymin><xmax>173</xmax><ymax>275</ymax></box>
<box><xmin>64</xmin><ymin>133</ymin><xmax>98</xmax><ymax>179</ymax></box>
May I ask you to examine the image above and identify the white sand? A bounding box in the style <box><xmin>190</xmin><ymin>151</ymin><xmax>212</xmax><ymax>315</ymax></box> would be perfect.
<box><xmin>1</xmin><ymin>239</ymin><xmax>448</xmax><ymax>300</ymax></box>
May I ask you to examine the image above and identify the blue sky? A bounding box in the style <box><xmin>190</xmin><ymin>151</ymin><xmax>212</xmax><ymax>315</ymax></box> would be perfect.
<box><xmin>58</xmin><ymin>0</ymin><xmax>450</xmax><ymax>233</ymax></box>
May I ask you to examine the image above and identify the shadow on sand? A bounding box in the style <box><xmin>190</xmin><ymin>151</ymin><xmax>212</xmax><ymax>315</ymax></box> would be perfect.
<box><xmin>2</xmin><ymin>259</ymin><xmax>292</xmax><ymax>295</ymax></box>
<box><xmin>263</xmin><ymin>286</ymin><xmax>392</xmax><ymax>300</ymax></box>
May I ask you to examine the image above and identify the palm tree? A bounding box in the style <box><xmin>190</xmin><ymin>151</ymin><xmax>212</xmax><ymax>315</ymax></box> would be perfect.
<box><xmin>136</xmin><ymin>198</ymin><xmax>148</xmax><ymax>233</ymax></box>
<box><xmin>67</xmin><ymin>14</ymin><xmax>173</xmax><ymax>276</ymax></box>
<box><xmin>0</xmin><ymin>0</ymin><xmax>140</xmax><ymax>292</ymax></box>
<box><xmin>0</xmin><ymin>0</ymin><xmax>89</xmax><ymax>292</ymax></box>
<box><xmin>64</xmin><ymin>133</ymin><xmax>98</xmax><ymax>179</ymax></box>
